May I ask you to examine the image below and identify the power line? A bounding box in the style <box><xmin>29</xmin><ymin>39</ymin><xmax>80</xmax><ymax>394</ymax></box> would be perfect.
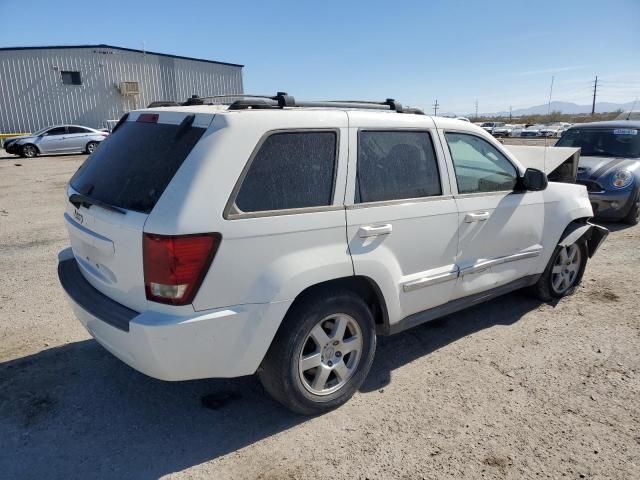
<box><xmin>432</xmin><ymin>99</ymin><xmax>440</xmax><ymax>116</ymax></box>
<box><xmin>475</xmin><ymin>99</ymin><xmax>478</xmax><ymax>120</ymax></box>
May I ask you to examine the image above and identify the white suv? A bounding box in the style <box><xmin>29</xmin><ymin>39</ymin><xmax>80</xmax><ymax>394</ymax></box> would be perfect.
<box><xmin>58</xmin><ymin>94</ymin><xmax>607</xmax><ymax>414</ymax></box>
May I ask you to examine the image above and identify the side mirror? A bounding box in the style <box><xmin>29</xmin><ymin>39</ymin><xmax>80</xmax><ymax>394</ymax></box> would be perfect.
<box><xmin>520</xmin><ymin>168</ymin><xmax>548</xmax><ymax>191</ymax></box>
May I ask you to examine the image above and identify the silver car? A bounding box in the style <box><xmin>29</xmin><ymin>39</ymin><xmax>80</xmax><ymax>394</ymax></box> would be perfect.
<box><xmin>3</xmin><ymin>125</ymin><xmax>108</xmax><ymax>157</ymax></box>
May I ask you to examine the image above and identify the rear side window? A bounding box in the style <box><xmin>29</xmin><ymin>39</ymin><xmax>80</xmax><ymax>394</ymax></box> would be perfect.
<box><xmin>68</xmin><ymin>126</ymin><xmax>91</xmax><ymax>134</ymax></box>
<box><xmin>234</xmin><ymin>131</ymin><xmax>337</xmax><ymax>213</ymax></box>
<box><xmin>70</xmin><ymin>119</ymin><xmax>206</xmax><ymax>213</ymax></box>
<box><xmin>356</xmin><ymin>130</ymin><xmax>442</xmax><ymax>203</ymax></box>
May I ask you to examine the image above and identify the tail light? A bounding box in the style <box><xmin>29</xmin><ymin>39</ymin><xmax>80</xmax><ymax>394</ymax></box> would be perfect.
<box><xmin>143</xmin><ymin>233</ymin><xmax>221</xmax><ymax>305</ymax></box>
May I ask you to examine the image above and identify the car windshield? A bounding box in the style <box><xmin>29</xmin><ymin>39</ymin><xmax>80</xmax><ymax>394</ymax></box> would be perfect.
<box><xmin>32</xmin><ymin>127</ymin><xmax>51</xmax><ymax>136</ymax></box>
<box><xmin>556</xmin><ymin>128</ymin><xmax>640</xmax><ymax>158</ymax></box>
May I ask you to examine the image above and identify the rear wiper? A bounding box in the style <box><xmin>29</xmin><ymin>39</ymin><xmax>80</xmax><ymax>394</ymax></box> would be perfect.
<box><xmin>69</xmin><ymin>193</ymin><xmax>126</xmax><ymax>215</ymax></box>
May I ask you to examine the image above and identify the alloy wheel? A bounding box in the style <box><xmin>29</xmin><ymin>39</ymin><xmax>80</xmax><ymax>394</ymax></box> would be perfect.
<box><xmin>23</xmin><ymin>145</ymin><xmax>36</xmax><ymax>158</ymax></box>
<box><xmin>551</xmin><ymin>244</ymin><xmax>582</xmax><ymax>294</ymax></box>
<box><xmin>298</xmin><ymin>314</ymin><xmax>363</xmax><ymax>396</ymax></box>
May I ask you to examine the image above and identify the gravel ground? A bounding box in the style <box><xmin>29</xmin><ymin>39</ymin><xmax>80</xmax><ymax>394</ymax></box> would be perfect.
<box><xmin>0</xmin><ymin>151</ymin><xmax>638</xmax><ymax>480</ymax></box>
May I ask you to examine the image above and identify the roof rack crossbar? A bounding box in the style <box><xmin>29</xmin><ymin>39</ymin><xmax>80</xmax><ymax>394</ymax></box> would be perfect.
<box><xmin>184</xmin><ymin>92</ymin><xmax>425</xmax><ymax>114</ymax></box>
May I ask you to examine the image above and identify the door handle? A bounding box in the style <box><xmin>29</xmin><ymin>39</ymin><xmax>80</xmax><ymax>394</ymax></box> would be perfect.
<box><xmin>358</xmin><ymin>224</ymin><xmax>393</xmax><ymax>238</ymax></box>
<box><xmin>465</xmin><ymin>211</ymin><xmax>490</xmax><ymax>223</ymax></box>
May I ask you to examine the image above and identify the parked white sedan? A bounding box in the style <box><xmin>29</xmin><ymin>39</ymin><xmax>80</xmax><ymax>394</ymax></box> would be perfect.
<box><xmin>4</xmin><ymin>125</ymin><xmax>108</xmax><ymax>157</ymax></box>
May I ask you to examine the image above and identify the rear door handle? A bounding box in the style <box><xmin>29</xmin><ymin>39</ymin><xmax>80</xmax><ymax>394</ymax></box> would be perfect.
<box><xmin>465</xmin><ymin>211</ymin><xmax>490</xmax><ymax>223</ymax></box>
<box><xmin>358</xmin><ymin>224</ymin><xmax>393</xmax><ymax>238</ymax></box>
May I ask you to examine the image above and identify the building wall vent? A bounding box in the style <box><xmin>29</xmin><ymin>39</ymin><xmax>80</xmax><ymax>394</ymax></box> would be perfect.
<box><xmin>119</xmin><ymin>81</ymin><xmax>140</xmax><ymax>96</ymax></box>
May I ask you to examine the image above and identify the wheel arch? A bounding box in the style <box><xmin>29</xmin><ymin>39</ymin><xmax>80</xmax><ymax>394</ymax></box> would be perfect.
<box><xmin>284</xmin><ymin>275</ymin><xmax>390</xmax><ymax>336</ymax></box>
<box><xmin>22</xmin><ymin>143</ymin><xmax>40</xmax><ymax>154</ymax></box>
<box><xmin>557</xmin><ymin>217</ymin><xmax>608</xmax><ymax>258</ymax></box>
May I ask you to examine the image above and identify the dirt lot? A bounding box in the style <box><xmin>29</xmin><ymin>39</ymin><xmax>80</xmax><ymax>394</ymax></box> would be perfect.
<box><xmin>1</xmin><ymin>151</ymin><xmax>639</xmax><ymax>480</ymax></box>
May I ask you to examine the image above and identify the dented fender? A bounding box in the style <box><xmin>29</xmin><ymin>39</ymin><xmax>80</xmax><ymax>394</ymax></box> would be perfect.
<box><xmin>559</xmin><ymin>222</ymin><xmax>609</xmax><ymax>258</ymax></box>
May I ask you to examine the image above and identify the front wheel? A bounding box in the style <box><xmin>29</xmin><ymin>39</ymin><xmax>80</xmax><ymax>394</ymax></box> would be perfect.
<box><xmin>258</xmin><ymin>291</ymin><xmax>376</xmax><ymax>415</ymax></box>
<box><xmin>22</xmin><ymin>144</ymin><xmax>37</xmax><ymax>158</ymax></box>
<box><xmin>623</xmin><ymin>192</ymin><xmax>640</xmax><ymax>225</ymax></box>
<box><xmin>530</xmin><ymin>240</ymin><xmax>588</xmax><ymax>301</ymax></box>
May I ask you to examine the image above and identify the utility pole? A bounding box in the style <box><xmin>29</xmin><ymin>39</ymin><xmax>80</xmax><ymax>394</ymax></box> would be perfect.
<box><xmin>509</xmin><ymin>105</ymin><xmax>512</xmax><ymax>122</ymax></box>
<box><xmin>475</xmin><ymin>99</ymin><xmax>478</xmax><ymax>120</ymax></box>
<box><xmin>432</xmin><ymin>99</ymin><xmax>440</xmax><ymax>116</ymax></box>
<box><xmin>591</xmin><ymin>75</ymin><xmax>598</xmax><ymax>116</ymax></box>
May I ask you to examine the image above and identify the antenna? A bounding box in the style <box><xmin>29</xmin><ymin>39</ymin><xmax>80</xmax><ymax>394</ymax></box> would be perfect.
<box><xmin>627</xmin><ymin>98</ymin><xmax>638</xmax><ymax>120</ymax></box>
<box><xmin>543</xmin><ymin>75</ymin><xmax>554</xmax><ymax>173</ymax></box>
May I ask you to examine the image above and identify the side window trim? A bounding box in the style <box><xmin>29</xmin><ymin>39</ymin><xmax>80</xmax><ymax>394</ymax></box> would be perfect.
<box><xmin>443</xmin><ymin>129</ymin><xmax>520</xmax><ymax>196</ymax></box>
<box><xmin>224</xmin><ymin>128</ymin><xmax>341</xmax><ymax>220</ymax></box>
<box><xmin>354</xmin><ymin>128</ymin><xmax>445</xmax><ymax>206</ymax></box>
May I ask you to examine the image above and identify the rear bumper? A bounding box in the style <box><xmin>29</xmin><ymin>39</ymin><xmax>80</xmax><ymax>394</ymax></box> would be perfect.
<box><xmin>58</xmin><ymin>249</ymin><xmax>291</xmax><ymax>381</ymax></box>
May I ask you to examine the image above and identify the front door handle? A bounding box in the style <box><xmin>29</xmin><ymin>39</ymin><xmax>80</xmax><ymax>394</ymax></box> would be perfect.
<box><xmin>358</xmin><ymin>224</ymin><xmax>393</xmax><ymax>238</ymax></box>
<box><xmin>465</xmin><ymin>211</ymin><xmax>490</xmax><ymax>223</ymax></box>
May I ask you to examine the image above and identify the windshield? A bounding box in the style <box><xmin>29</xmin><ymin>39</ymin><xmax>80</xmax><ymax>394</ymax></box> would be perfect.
<box><xmin>32</xmin><ymin>127</ymin><xmax>50</xmax><ymax>136</ymax></box>
<box><xmin>556</xmin><ymin>127</ymin><xmax>640</xmax><ymax>158</ymax></box>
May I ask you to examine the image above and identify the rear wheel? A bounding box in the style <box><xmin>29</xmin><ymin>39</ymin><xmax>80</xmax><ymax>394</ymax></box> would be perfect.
<box><xmin>623</xmin><ymin>192</ymin><xmax>640</xmax><ymax>225</ymax></box>
<box><xmin>258</xmin><ymin>291</ymin><xmax>376</xmax><ymax>415</ymax></box>
<box><xmin>85</xmin><ymin>141</ymin><xmax>99</xmax><ymax>154</ymax></box>
<box><xmin>22</xmin><ymin>144</ymin><xmax>37</xmax><ymax>158</ymax></box>
<box><xmin>530</xmin><ymin>240</ymin><xmax>588</xmax><ymax>301</ymax></box>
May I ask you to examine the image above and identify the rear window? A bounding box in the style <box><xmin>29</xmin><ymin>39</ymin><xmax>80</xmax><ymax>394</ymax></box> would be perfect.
<box><xmin>70</xmin><ymin>119</ymin><xmax>206</xmax><ymax>213</ymax></box>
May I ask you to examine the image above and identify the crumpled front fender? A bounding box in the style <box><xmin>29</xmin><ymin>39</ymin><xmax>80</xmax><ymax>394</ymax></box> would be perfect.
<box><xmin>559</xmin><ymin>221</ymin><xmax>609</xmax><ymax>258</ymax></box>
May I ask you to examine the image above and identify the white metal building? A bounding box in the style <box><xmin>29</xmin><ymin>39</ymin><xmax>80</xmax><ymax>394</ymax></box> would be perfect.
<box><xmin>0</xmin><ymin>44</ymin><xmax>244</xmax><ymax>133</ymax></box>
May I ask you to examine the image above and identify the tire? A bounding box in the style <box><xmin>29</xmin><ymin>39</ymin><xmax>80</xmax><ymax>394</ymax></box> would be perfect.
<box><xmin>529</xmin><ymin>239</ymin><xmax>588</xmax><ymax>302</ymax></box>
<box><xmin>258</xmin><ymin>290</ymin><xmax>377</xmax><ymax>415</ymax></box>
<box><xmin>85</xmin><ymin>141</ymin><xmax>99</xmax><ymax>154</ymax></box>
<box><xmin>622</xmin><ymin>192</ymin><xmax>640</xmax><ymax>225</ymax></box>
<box><xmin>21</xmin><ymin>144</ymin><xmax>37</xmax><ymax>158</ymax></box>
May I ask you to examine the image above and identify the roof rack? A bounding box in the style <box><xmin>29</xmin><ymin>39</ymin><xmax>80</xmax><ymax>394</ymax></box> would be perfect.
<box><xmin>182</xmin><ymin>92</ymin><xmax>425</xmax><ymax>115</ymax></box>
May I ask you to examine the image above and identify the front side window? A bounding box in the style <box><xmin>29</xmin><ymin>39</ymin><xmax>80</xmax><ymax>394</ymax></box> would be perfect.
<box><xmin>234</xmin><ymin>131</ymin><xmax>337</xmax><ymax>213</ymax></box>
<box><xmin>356</xmin><ymin>130</ymin><xmax>442</xmax><ymax>203</ymax></box>
<box><xmin>61</xmin><ymin>71</ymin><xmax>82</xmax><ymax>85</ymax></box>
<box><xmin>445</xmin><ymin>132</ymin><xmax>518</xmax><ymax>194</ymax></box>
<box><xmin>45</xmin><ymin>127</ymin><xmax>67</xmax><ymax>136</ymax></box>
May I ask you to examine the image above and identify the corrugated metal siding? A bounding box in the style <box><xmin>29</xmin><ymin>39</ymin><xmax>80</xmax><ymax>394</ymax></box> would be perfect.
<box><xmin>0</xmin><ymin>47</ymin><xmax>243</xmax><ymax>132</ymax></box>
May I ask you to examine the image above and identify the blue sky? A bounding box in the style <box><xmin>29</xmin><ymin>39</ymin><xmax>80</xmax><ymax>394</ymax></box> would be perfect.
<box><xmin>1</xmin><ymin>0</ymin><xmax>638</xmax><ymax>114</ymax></box>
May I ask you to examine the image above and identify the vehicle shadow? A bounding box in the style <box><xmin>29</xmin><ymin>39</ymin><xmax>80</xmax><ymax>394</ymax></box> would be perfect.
<box><xmin>0</xmin><ymin>341</ymin><xmax>303</xmax><ymax>479</ymax></box>
<box><xmin>0</xmin><ymin>150</ymin><xmax>86</xmax><ymax>161</ymax></box>
<box><xmin>1</xmin><ymin>291</ymin><xmax>542</xmax><ymax>479</ymax></box>
<box><xmin>361</xmin><ymin>290</ymin><xmax>542</xmax><ymax>392</ymax></box>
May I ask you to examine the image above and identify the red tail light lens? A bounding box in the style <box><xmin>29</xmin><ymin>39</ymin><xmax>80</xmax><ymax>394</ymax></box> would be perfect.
<box><xmin>143</xmin><ymin>233</ymin><xmax>221</xmax><ymax>305</ymax></box>
<box><xmin>137</xmin><ymin>113</ymin><xmax>159</xmax><ymax>123</ymax></box>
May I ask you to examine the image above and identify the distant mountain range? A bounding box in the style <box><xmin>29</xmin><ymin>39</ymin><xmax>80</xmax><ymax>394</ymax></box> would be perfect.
<box><xmin>480</xmin><ymin>100</ymin><xmax>637</xmax><ymax>117</ymax></box>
